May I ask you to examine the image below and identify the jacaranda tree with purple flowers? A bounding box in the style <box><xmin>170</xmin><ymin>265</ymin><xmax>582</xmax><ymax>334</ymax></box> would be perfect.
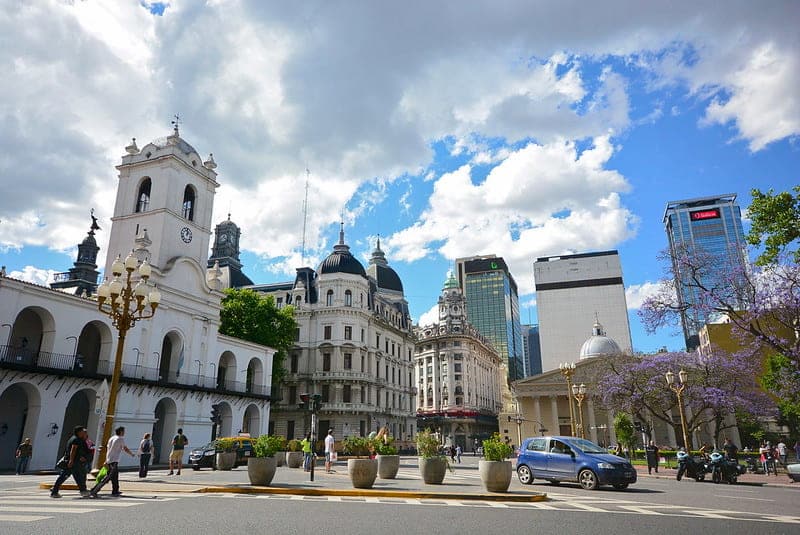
<box><xmin>595</xmin><ymin>350</ymin><xmax>774</xmax><ymax>449</ymax></box>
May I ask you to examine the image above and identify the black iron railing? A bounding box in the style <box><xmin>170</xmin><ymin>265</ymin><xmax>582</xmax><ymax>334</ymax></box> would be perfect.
<box><xmin>0</xmin><ymin>344</ymin><xmax>110</xmax><ymax>377</ymax></box>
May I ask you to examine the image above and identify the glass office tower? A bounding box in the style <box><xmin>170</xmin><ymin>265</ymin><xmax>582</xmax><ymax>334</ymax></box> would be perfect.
<box><xmin>663</xmin><ymin>193</ymin><xmax>747</xmax><ymax>350</ymax></box>
<box><xmin>455</xmin><ymin>255</ymin><xmax>525</xmax><ymax>381</ymax></box>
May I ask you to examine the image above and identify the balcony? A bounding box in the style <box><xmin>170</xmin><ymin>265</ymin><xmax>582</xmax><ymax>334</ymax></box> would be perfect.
<box><xmin>0</xmin><ymin>345</ymin><xmax>110</xmax><ymax>379</ymax></box>
<box><xmin>0</xmin><ymin>345</ymin><xmax>270</xmax><ymax>400</ymax></box>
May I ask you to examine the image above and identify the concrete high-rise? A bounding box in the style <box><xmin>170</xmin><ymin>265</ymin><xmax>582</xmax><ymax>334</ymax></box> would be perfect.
<box><xmin>534</xmin><ymin>251</ymin><xmax>632</xmax><ymax>373</ymax></box>
<box><xmin>455</xmin><ymin>255</ymin><xmax>525</xmax><ymax>381</ymax></box>
<box><xmin>663</xmin><ymin>193</ymin><xmax>747</xmax><ymax>349</ymax></box>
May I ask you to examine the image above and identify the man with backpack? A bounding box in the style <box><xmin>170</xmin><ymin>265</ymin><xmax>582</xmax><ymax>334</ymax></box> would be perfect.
<box><xmin>168</xmin><ymin>428</ymin><xmax>188</xmax><ymax>476</ymax></box>
<box><xmin>139</xmin><ymin>432</ymin><xmax>153</xmax><ymax>478</ymax></box>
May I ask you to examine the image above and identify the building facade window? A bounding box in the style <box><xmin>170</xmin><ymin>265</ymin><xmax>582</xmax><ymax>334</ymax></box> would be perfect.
<box><xmin>290</xmin><ymin>354</ymin><xmax>299</xmax><ymax>373</ymax></box>
<box><xmin>343</xmin><ymin>353</ymin><xmax>352</xmax><ymax>369</ymax></box>
<box><xmin>343</xmin><ymin>385</ymin><xmax>351</xmax><ymax>403</ymax></box>
<box><xmin>323</xmin><ymin>353</ymin><xmax>331</xmax><ymax>371</ymax></box>
<box><xmin>321</xmin><ymin>385</ymin><xmax>330</xmax><ymax>402</ymax></box>
<box><xmin>344</xmin><ymin>290</ymin><xmax>352</xmax><ymax>306</ymax></box>
<box><xmin>324</xmin><ymin>325</ymin><xmax>332</xmax><ymax>340</ymax></box>
<box><xmin>344</xmin><ymin>326</ymin><xmax>352</xmax><ymax>340</ymax></box>
<box><xmin>288</xmin><ymin>385</ymin><xmax>297</xmax><ymax>404</ymax></box>
<box><xmin>326</xmin><ymin>290</ymin><xmax>334</xmax><ymax>306</ymax></box>
<box><xmin>136</xmin><ymin>178</ymin><xmax>151</xmax><ymax>213</ymax></box>
<box><xmin>182</xmin><ymin>185</ymin><xmax>195</xmax><ymax>220</ymax></box>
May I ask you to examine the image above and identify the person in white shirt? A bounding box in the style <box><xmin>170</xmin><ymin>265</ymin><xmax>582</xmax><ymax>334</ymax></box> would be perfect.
<box><xmin>90</xmin><ymin>426</ymin><xmax>135</xmax><ymax>498</ymax></box>
<box><xmin>324</xmin><ymin>429</ymin><xmax>335</xmax><ymax>473</ymax></box>
<box><xmin>777</xmin><ymin>439</ymin><xmax>788</xmax><ymax>467</ymax></box>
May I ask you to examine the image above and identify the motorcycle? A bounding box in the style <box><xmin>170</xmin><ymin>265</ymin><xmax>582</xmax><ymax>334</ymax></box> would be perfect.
<box><xmin>676</xmin><ymin>450</ymin><xmax>706</xmax><ymax>481</ymax></box>
<box><xmin>709</xmin><ymin>451</ymin><xmax>745</xmax><ymax>484</ymax></box>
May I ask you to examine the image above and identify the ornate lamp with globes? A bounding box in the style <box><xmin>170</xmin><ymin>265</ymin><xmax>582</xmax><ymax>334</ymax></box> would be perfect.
<box><xmin>94</xmin><ymin>251</ymin><xmax>161</xmax><ymax>468</ymax></box>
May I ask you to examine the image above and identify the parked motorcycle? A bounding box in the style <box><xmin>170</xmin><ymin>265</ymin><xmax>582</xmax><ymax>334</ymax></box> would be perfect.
<box><xmin>676</xmin><ymin>450</ymin><xmax>706</xmax><ymax>481</ymax></box>
<box><xmin>709</xmin><ymin>451</ymin><xmax>745</xmax><ymax>484</ymax></box>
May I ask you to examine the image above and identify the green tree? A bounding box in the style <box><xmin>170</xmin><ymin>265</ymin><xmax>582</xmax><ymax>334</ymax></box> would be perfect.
<box><xmin>613</xmin><ymin>413</ymin><xmax>636</xmax><ymax>456</ymax></box>
<box><xmin>219</xmin><ymin>288</ymin><xmax>297</xmax><ymax>385</ymax></box>
<box><xmin>746</xmin><ymin>186</ymin><xmax>800</xmax><ymax>265</ymax></box>
<box><xmin>760</xmin><ymin>352</ymin><xmax>800</xmax><ymax>438</ymax></box>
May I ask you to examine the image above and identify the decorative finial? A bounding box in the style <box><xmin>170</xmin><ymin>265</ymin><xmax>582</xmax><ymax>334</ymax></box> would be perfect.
<box><xmin>89</xmin><ymin>208</ymin><xmax>100</xmax><ymax>234</ymax></box>
<box><xmin>227</xmin><ymin>212</ymin><xmax>231</xmax><ymax>221</ymax></box>
<box><xmin>376</xmin><ymin>234</ymin><xmax>381</xmax><ymax>251</ymax></box>
<box><xmin>338</xmin><ymin>220</ymin><xmax>345</xmax><ymax>245</ymax></box>
<box><xmin>125</xmin><ymin>137</ymin><xmax>139</xmax><ymax>155</ymax></box>
<box><xmin>203</xmin><ymin>153</ymin><xmax>217</xmax><ymax>170</ymax></box>
<box><xmin>171</xmin><ymin>114</ymin><xmax>181</xmax><ymax>136</ymax></box>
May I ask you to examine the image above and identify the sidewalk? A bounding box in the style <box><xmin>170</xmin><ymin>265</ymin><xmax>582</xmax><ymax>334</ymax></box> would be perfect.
<box><xmin>633</xmin><ymin>464</ymin><xmax>798</xmax><ymax>488</ymax></box>
<box><xmin>38</xmin><ymin>457</ymin><xmax>548</xmax><ymax>502</ymax></box>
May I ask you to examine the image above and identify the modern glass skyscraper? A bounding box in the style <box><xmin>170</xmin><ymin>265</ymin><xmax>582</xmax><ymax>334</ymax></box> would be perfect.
<box><xmin>663</xmin><ymin>193</ymin><xmax>747</xmax><ymax>350</ymax></box>
<box><xmin>521</xmin><ymin>324</ymin><xmax>542</xmax><ymax>376</ymax></box>
<box><xmin>455</xmin><ymin>255</ymin><xmax>525</xmax><ymax>381</ymax></box>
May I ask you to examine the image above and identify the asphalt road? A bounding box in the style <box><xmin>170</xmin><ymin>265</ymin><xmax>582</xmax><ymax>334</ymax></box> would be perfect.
<box><xmin>0</xmin><ymin>456</ymin><xmax>797</xmax><ymax>535</ymax></box>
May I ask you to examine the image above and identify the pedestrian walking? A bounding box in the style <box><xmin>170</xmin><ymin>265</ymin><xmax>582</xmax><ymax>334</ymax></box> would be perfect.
<box><xmin>51</xmin><ymin>426</ymin><xmax>91</xmax><ymax>498</ymax></box>
<box><xmin>301</xmin><ymin>433</ymin><xmax>313</xmax><ymax>472</ymax></box>
<box><xmin>449</xmin><ymin>445</ymin><xmax>456</xmax><ymax>462</ymax></box>
<box><xmin>138</xmin><ymin>433</ymin><xmax>153</xmax><ymax>478</ymax></box>
<box><xmin>15</xmin><ymin>438</ymin><xmax>32</xmax><ymax>474</ymax></box>
<box><xmin>645</xmin><ymin>440</ymin><xmax>659</xmax><ymax>474</ymax></box>
<box><xmin>90</xmin><ymin>426</ymin><xmax>135</xmax><ymax>498</ymax></box>
<box><xmin>324</xmin><ymin>429</ymin><xmax>336</xmax><ymax>473</ymax></box>
<box><xmin>794</xmin><ymin>439</ymin><xmax>800</xmax><ymax>463</ymax></box>
<box><xmin>722</xmin><ymin>437</ymin><xmax>739</xmax><ymax>461</ymax></box>
<box><xmin>84</xmin><ymin>437</ymin><xmax>95</xmax><ymax>473</ymax></box>
<box><xmin>455</xmin><ymin>445</ymin><xmax>462</xmax><ymax>464</ymax></box>
<box><xmin>168</xmin><ymin>428</ymin><xmax>188</xmax><ymax>475</ymax></box>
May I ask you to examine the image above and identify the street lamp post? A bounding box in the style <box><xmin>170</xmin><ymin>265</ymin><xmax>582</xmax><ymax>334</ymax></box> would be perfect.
<box><xmin>558</xmin><ymin>362</ymin><xmax>577</xmax><ymax>436</ymax></box>
<box><xmin>665</xmin><ymin>369</ymin><xmax>690</xmax><ymax>450</ymax></box>
<box><xmin>571</xmin><ymin>383</ymin><xmax>587</xmax><ymax>439</ymax></box>
<box><xmin>95</xmin><ymin>252</ymin><xmax>160</xmax><ymax>468</ymax></box>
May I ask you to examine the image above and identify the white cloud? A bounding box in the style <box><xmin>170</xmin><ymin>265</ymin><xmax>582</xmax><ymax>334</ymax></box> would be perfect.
<box><xmin>625</xmin><ymin>281</ymin><xmax>663</xmax><ymax>310</ymax></box>
<box><xmin>416</xmin><ymin>303</ymin><xmax>440</xmax><ymax>327</ymax></box>
<box><xmin>0</xmin><ymin>0</ymin><xmax>797</xmax><ymax>274</ymax></box>
<box><xmin>8</xmin><ymin>266</ymin><xmax>59</xmax><ymax>287</ymax></box>
<box><xmin>387</xmin><ymin>137</ymin><xmax>638</xmax><ymax>294</ymax></box>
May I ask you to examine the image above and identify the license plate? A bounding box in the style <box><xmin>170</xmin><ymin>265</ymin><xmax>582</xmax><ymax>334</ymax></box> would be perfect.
<box><xmin>244</xmin><ymin>451</ymin><xmax>250</xmax><ymax>456</ymax></box>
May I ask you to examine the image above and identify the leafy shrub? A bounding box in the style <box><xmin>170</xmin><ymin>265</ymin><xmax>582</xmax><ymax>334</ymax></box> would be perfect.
<box><xmin>375</xmin><ymin>436</ymin><xmax>398</xmax><ymax>456</ymax></box>
<box><xmin>342</xmin><ymin>436</ymin><xmax>374</xmax><ymax>457</ymax></box>
<box><xmin>253</xmin><ymin>435</ymin><xmax>283</xmax><ymax>458</ymax></box>
<box><xmin>286</xmin><ymin>439</ymin><xmax>302</xmax><ymax>452</ymax></box>
<box><xmin>481</xmin><ymin>433</ymin><xmax>513</xmax><ymax>462</ymax></box>
<box><xmin>214</xmin><ymin>437</ymin><xmax>236</xmax><ymax>453</ymax></box>
<box><xmin>416</xmin><ymin>429</ymin><xmax>443</xmax><ymax>459</ymax></box>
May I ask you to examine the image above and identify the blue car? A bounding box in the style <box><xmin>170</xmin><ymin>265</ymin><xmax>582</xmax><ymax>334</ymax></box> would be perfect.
<box><xmin>516</xmin><ymin>436</ymin><xmax>637</xmax><ymax>490</ymax></box>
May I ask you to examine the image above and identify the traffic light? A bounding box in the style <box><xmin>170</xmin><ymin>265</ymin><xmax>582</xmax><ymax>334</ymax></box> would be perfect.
<box><xmin>210</xmin><ymin>403</ymin><xmax>222</xmax><ymax>424</ymax></box>
<box><xmin>299</xmin><ymin>393</ymin><xmax>310</xmax><ymax>411</ymax></box>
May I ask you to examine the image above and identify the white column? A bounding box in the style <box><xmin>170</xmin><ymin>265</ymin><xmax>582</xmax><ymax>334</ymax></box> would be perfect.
<box><xmin>587</xmin><ymin>398</ymin><xmax>597</xmax><ymax>443</ymax></box>
<box><xmin>549</xmin><ymin>396</ymin><xmax>559</xmax><ymax>435</ymax></box>
<box><xmin>533</xmin><ymin>397</ymin><xmax>542</xmax><ymax>435</ymax></box>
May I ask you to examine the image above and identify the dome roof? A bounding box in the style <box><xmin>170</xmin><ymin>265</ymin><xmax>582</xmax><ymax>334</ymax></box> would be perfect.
<box><xmin>367</xmin><ymin>238</ymin><xmax>403</xmax><ymax>292</ymax></box>
<box><xmin>579</xmin><ymin>321</ymin><xmax>622</xmax><ymax>359</ymax></box>
<box><xmin>319</xmin><ymin>224</ymin><xmax>367</xmax><ymax>278</ymax></box>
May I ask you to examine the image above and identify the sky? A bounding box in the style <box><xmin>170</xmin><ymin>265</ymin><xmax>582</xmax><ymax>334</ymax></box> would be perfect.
<box><xmin>1</xmin><ymin>1</ymin><xmax>798</xmax><ymax>355</ymax></box>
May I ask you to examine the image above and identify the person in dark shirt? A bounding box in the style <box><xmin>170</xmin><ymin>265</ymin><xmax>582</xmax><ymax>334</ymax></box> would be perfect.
<box><xmin>51</xmin><ymin>426</ymin><xmax>90</xmax><ymax>498</ymax></box>
<box><xmin>645</xmin><ymin>440</ymin><xmax>660</xmax><ymax>474</ymax></box>
<box><xmin>722</xmin><ymin>437</ymin><xmax>739</xmax><ymax>461</ymax></box>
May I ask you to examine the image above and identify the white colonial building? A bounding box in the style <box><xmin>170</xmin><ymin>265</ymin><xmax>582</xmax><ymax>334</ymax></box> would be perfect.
<box><xmin>0</xmin><ymin>126</ymin><xmax>274</xmax><ymax>472</ymax></box>
<box><xmin>415</xmin><ymin>273</ymin><xmax>504</xmax><ymax>450</ymax></box>
<box><xmin>253</xmin><ymin>236</ymin><xmax>417</xmax><ymax>446</ymax></box>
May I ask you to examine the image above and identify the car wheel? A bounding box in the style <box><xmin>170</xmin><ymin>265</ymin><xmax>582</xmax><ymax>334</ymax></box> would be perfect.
<box><xmin>612</xmin><ymin>483</ymin><xmax>628</xmax><ymax>490</ymax></box>
<box><xmin>578</xmin><ymin>469</ymin><xmax>598</xmax><ymax>490</ymax></box>
<box><xmin>192</xmin><ymin>466</ymin><xmax>199</xmax><ymax>471</ymax></box>
<box><xmin>517</xmin><ymin>465</ymin><xmax>533</xmax><ymax>485</ymax></box>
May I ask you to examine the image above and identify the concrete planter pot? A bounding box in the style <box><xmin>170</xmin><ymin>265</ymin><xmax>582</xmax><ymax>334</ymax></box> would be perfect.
<box><xmin>419</xmin><ymin>456</ymin><xmax>447</xmax><ymax>484</ymax></box>
<box><xmin>377</xmin><ymin>455</ymin><xmax>400</xmax><ymax>479</ymax></box>
<box><xmin>286</xmin><ymin>451</ymin><xmax>304</xmax><ymax>468</ymax></box>
<box><xmin>216</xmin><ymin>452</ymin><xmax>237</xmax><ymax>471</ymax></box>
<box><xmin>347</xmin><ymin>458</ymin><xmax>378</xmax><ymax>489</ymax></box>
<box><xmin>479</xmin><ymin>460</ymin><xmax>512</xmax><ymax>492</ymax></box>
<box><xmin>247</xmin><ymin>456</ymin><xmax>277</xmax><ymax>486</ymax></box>
<box><xmin>275</xmin><ymin>452</ymin><xmax>286</xmax><ymax>467</ymax></box>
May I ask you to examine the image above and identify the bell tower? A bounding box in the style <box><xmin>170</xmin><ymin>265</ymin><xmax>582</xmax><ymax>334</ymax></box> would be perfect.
<box><xmin>105</xmin><ymin>123</ymin><xmax>219</xmax><ymax>279</ymax></box>
<box><xmin>438</xmin><ymin>270</ymin><xmax>466</xmax><ymax>322</ymax></box>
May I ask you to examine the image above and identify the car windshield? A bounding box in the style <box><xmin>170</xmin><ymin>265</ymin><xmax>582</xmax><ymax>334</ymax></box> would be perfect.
<box><xmin>568</xmin><ymin>438</ymin><xmax>608</xmax><ymax>454</ymax></box>
<box><xmin>200</xmin><ymin>442</ymin><xmax>215</xmax><ymax>450</ymax></box>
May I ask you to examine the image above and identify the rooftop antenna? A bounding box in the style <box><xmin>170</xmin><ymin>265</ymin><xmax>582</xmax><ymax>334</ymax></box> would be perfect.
<box><xmin>300</xmin><ymin>167</ymin><xmax>310</xmax><ymax>265</ymax></box>
<box><xmin>171</xmin><ymin>114</ymin><xmax>181</xmax><ymax>136</ymax></box>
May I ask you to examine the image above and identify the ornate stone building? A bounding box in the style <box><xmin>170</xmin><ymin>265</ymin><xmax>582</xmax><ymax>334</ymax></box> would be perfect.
<box><xmin>0</xmin><ymin>127</ymin><xmax>274</xmax><ymax>472</ymax></box>
<box><xmin>255</xmin><ymin>236</ymin><xmax>417</xmax><ymax>445</ymax></box>
<box><xmin>415</xmin><ymin>273</ymin><xmax>504</xmax><ymax>450</ymax></box>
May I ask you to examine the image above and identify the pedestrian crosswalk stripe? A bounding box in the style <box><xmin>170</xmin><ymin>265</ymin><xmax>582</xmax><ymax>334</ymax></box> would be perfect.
<box><xmin>0</xmin><ymin>506</ymin><xmax>101</xmax><ymax>514</ymax></box>
<box><xmin>0</xmin><ymin>492</ymin><xmax>180</xmax><ymax>524</ymax></box>
<box><xmin>0</xmin><ymin>514</ymin><xmax>50</xmax><ymax>522</ymax></box>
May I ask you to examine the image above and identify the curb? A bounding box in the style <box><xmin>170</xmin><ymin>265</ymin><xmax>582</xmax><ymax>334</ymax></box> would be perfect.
<box><xmin>196</xmin><ymin>485</ymin><xmax>548</xmax><ymax>502</ymax></box>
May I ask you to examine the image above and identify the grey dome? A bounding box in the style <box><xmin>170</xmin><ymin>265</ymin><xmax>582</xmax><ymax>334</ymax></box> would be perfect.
<box><xmin>367</xmin><ymin>238</ymin><xmax>403</xmax><ymax>292</ymax></box>
<box><xmin>150</xmin><ymin>136</ymin><xmax>199</xmax><ymax>156</ymax></box>
<box><xmin>579</xmin><ymin>321</ymin><xmax>622</xmax><ymax>359</ymax></box>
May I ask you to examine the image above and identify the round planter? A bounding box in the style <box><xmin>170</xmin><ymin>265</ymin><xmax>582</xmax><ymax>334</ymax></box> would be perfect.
<box><xmin>276</xmin><ymin>452</ymin><xmax>286</xmax><ymax>467</ymax></box>
<box><xmin>419</xmin><ymin>456</ymin><xmax>447</xmax><ymax>484</ymax></box>
<box><xmin>377</xmin><ymin>455</ymin><xmax>400</xmax><ymax>479</ymax></box>
<box><xmin>286</xmin><ymin>451</ymin><xmax>304</xmax><ymax>468</ymax></box>
<box><xmin>216</xmin><ymin>451</ymin><xmax>237</xmax><ymax>471</ymax></box>
<box><xmin>347</xmin><ymin>458</ymin><xmax>378</xmax><ymax>489</ymax></box>
<box><xmin>247</xmin><ymin>456</ymin><xmax>277</xmax><ymax>486</ymax></box>
<box><xmin>479</xmin><ymin>460</ymin><xmax>512</xmax><ymax>492</ymax></box>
